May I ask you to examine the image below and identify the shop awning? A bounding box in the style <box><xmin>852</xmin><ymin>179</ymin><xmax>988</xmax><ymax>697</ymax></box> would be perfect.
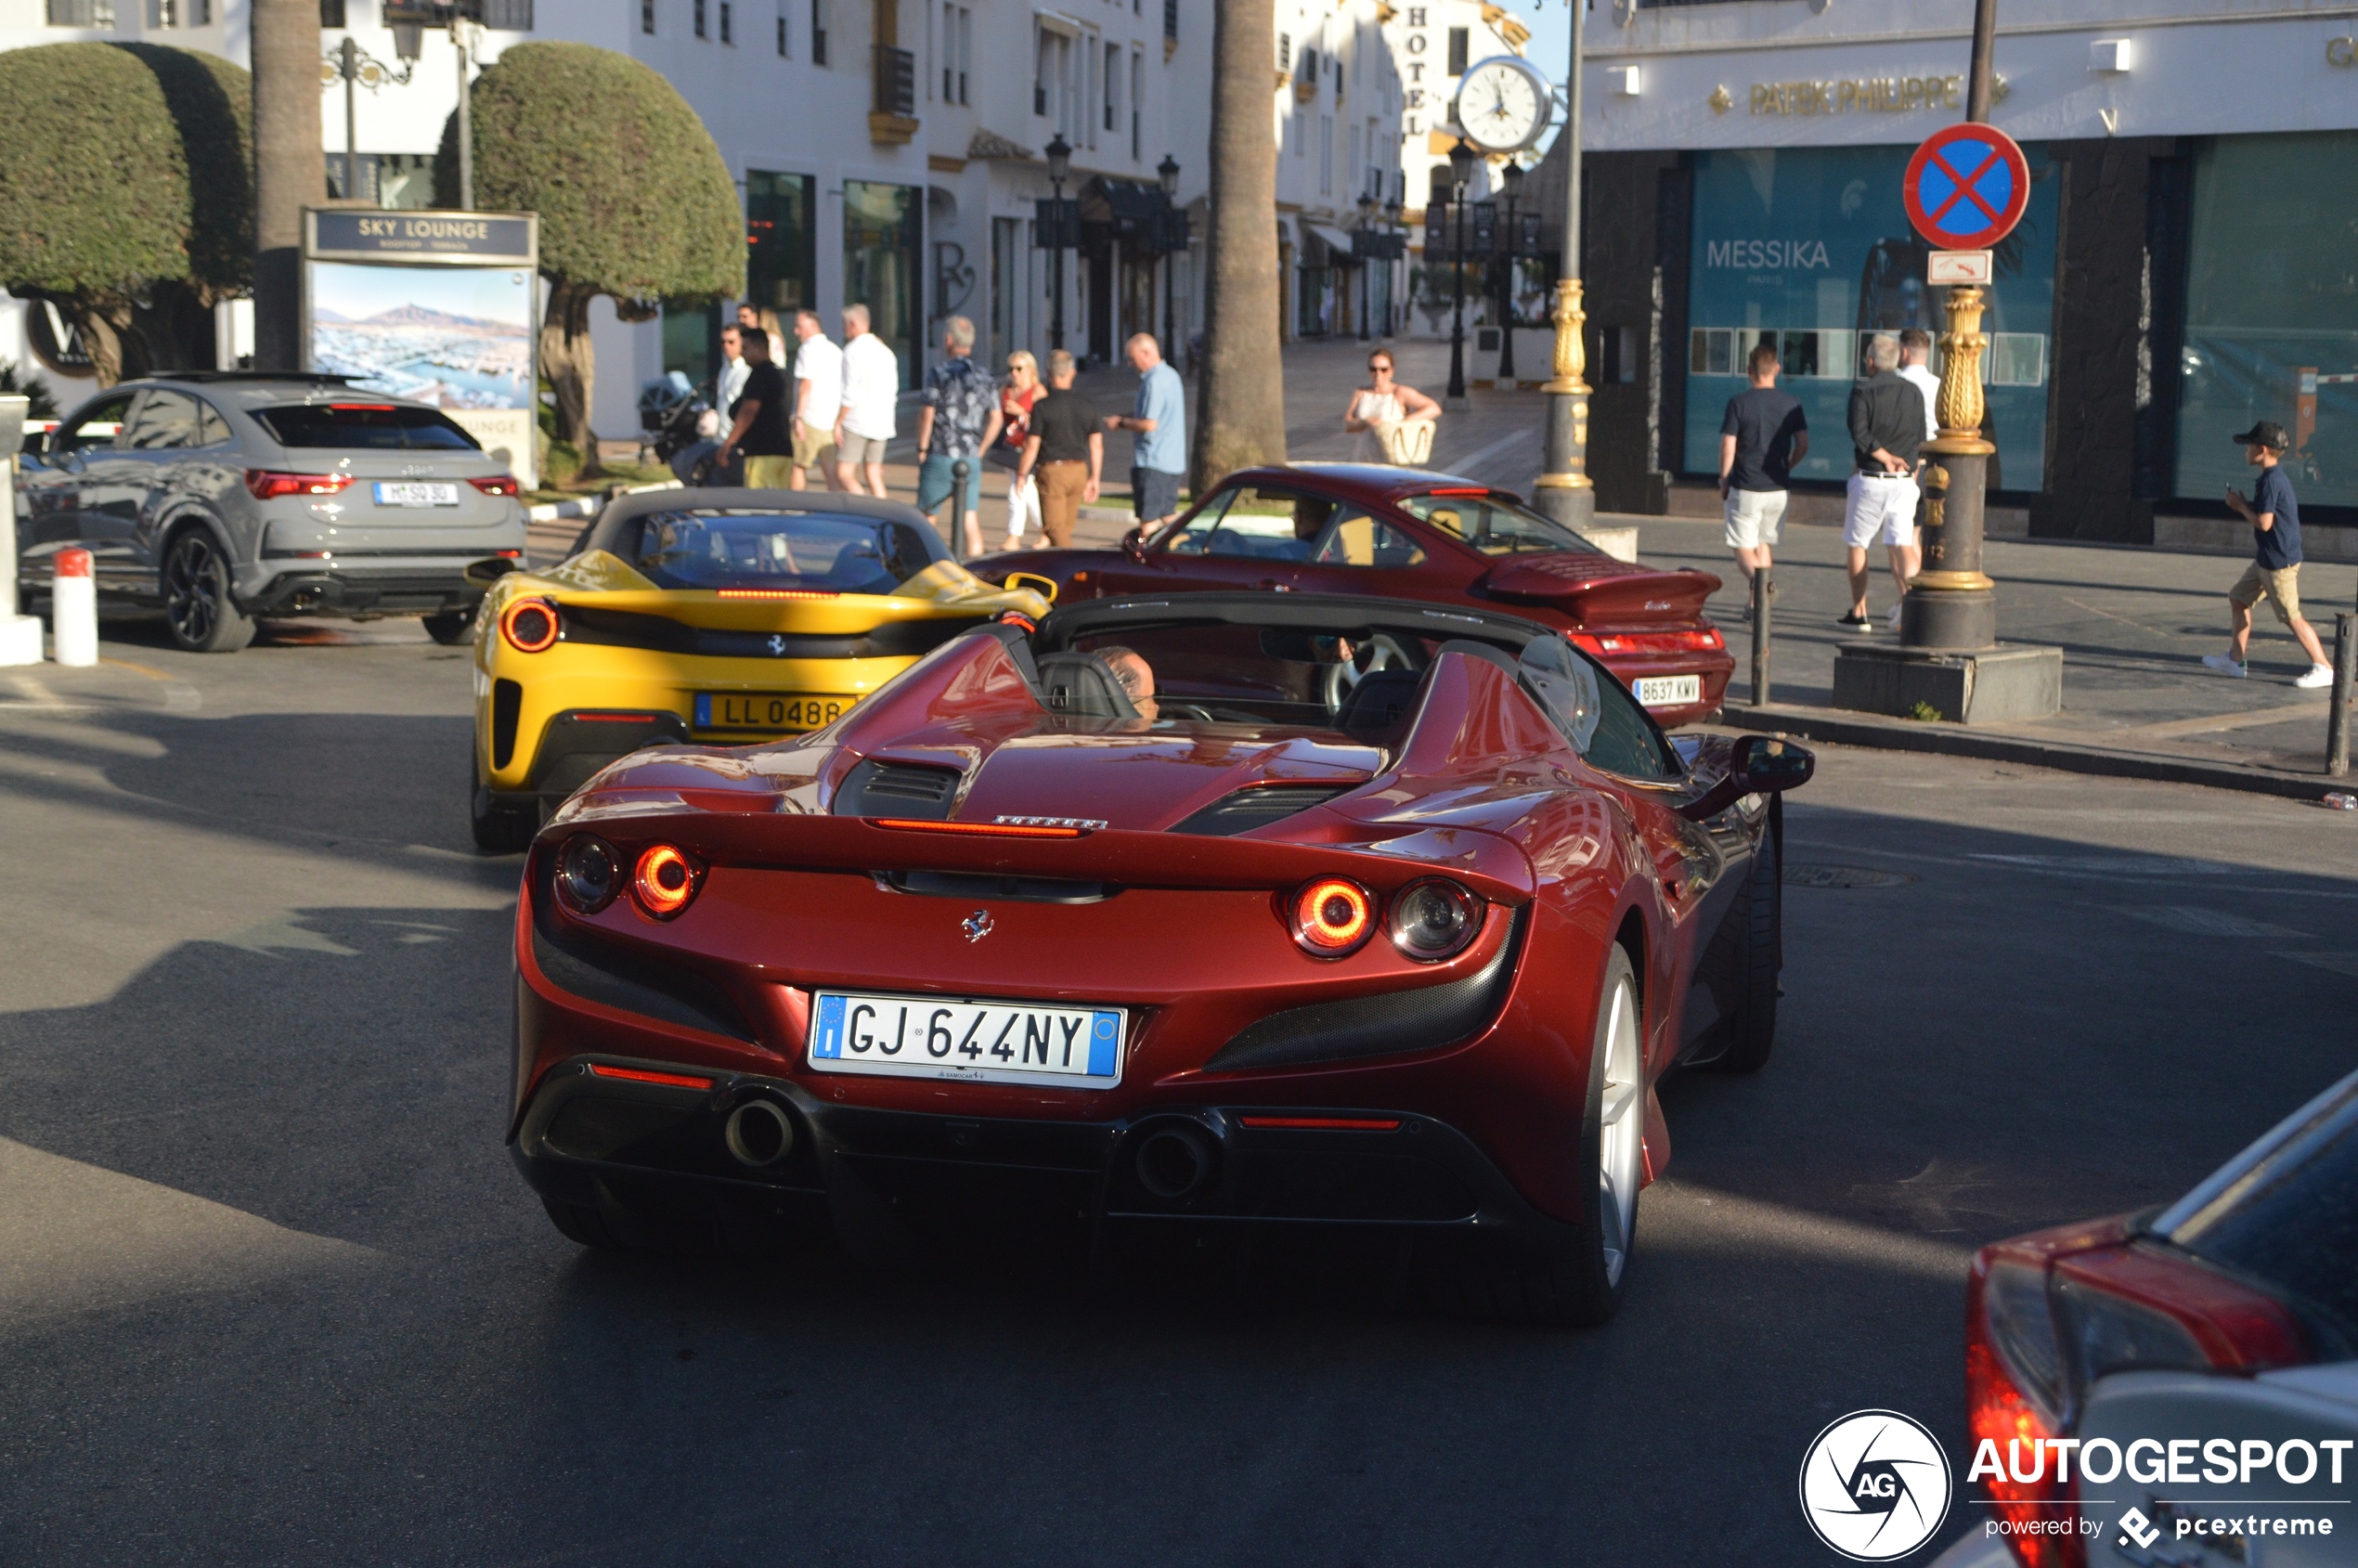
<box><xmin>1080</xmin><ymin>176</ymin><xmax>1168</xmax><ymax>238</ymax></box>
<box><xmin>1306</xmin><ymin>224</ymin><xmax>1360</xmax><ymax>260</ymax></box>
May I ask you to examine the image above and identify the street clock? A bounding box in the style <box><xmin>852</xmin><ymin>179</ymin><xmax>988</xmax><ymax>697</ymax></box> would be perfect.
<box><xmin>1453</xmin><ymin>55</ymin><xmax>1553</xmax><ymax>154</ymax></box>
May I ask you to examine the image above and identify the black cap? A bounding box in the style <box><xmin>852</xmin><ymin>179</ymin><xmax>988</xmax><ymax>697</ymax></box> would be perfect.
<box><xmin>2233</xmin><ymin>421</ymin><xmax>2290</xmax><ymax>451</ymax></box>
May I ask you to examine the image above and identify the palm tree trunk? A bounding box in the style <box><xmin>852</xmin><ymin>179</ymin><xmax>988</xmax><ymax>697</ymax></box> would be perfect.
<box><xmin>1189</xmin><ymin>0</ymin><xmax>1286</xmax><ymax>495</ymax></box>
<box><xmin>540</xmin><ymin>279</ymin><xmax>604</xmax><ymax>483</ymax></box>
<box><xmin>250</xmin><ymin>0</ymin><xmax>322</xmax><ymax>371</ymax></box>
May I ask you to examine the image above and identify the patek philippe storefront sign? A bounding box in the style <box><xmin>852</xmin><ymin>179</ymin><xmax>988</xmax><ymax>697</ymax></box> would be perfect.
<box><xmin>1752</xmin><ymin>75</ymin><xmax>1965</xmax><ymax>115</ymax></box>
<box><xmin>306</xmin><ymin>210</ymin><xmax>538</xmax><ymax>266</ymax></box>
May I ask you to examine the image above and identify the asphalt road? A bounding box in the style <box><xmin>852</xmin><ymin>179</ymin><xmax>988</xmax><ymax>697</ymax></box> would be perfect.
<box><xmin>2</xmin><ymin>613</ymin><xmax>2353</xmax><ymax>1567</ymax></box>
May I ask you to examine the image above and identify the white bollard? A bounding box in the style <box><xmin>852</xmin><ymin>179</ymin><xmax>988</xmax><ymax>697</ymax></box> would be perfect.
<box><xmin>51</xmin><ymin>546</ymin><xmax>98</xmax><ymax>667</ymax></box>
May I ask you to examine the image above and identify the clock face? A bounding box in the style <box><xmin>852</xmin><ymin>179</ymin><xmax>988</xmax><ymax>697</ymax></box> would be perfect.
<box><xmin>1457</xmin><ymin>58</ymin><xmax>1548</xmax><ymax>153</ymax></box>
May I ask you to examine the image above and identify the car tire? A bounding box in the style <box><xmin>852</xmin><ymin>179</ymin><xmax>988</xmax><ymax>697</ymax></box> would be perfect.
<box><xmin>160</xmin><ymin>528</ymin><xmax>254</xmax><ymax>654</ymax></box>
<box><xmin>1430</xmin><ymin>943</ymin><xmax>1645</xmax><ymax>1328</ymax></box>
<box><xmin>470</xmin><ymin>758</ymin><xmax>538</xmax><ymax>854</ymax></box>
<box><xmin>422</xmin><ymin>608</ymin><xmax>474</xmax><ymax>646</ymax></box>
<box><xmin>1709</xmin><ymin>810</ymin><xmax>1781</xmax><ymax>1075</ymax></box>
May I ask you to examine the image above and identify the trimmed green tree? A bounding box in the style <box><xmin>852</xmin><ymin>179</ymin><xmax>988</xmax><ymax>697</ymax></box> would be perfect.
<box><xmin>0</xmin><ymin>43</ymin><xmax>253</xmax><ymax>387</ymax></box>
<box><xmin>439</xmin><ymin>42</ymin><xmax>743</xmax><ymax>480</ymax></box>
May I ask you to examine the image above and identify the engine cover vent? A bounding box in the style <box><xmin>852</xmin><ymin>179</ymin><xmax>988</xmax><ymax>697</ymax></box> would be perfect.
<box><xmin>835</xmin><ymin>758</ymin><xmax>961</xmax><ymax>820</ymax></box>
<box><xmin>1173</xmin><ymin>783</ymin><xmax>1354</xmax><ymax>836</ymax></box>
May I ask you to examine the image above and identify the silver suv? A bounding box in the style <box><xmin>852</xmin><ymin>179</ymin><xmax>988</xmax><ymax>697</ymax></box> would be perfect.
<box><xmin>16</xmin><ymin>371</ymin><xmax>530</xmax><ymax>652</ymax></box>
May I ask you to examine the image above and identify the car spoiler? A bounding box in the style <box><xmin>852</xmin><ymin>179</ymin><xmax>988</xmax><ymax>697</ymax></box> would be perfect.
<box><xmin>1477</xmin><ymin>556</ymin><xmax>1719</xmax><ymax>625</ymax></box>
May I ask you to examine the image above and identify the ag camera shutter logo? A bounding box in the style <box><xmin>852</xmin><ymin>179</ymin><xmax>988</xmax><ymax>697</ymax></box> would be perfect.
<box><xmin>1799</xmin><ymin>1408</ymin><xmax>1954</xmax><ymax>1561</ymax></box>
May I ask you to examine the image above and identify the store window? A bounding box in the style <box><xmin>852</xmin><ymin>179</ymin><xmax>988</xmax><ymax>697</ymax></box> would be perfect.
<box><xmin>843</xmin><ymin>179</ymin><xmax>922</xmax><ymax>390</ymax></box>
<box><xmin>746</xmin><ymin>169</ymin><xmax>817</xmax><ymax>360</ymax></box>
<box><xmin>1683</xmin><ymin>144</ymin><xmax>2058</xmax><ymax>491</ymax></box>
<box><xmin>2176</xmin><ymin>131</ymin><xmax>2358</xmax><ymax>508</ymax></box>
<box><xmin>662</xmin><ymin>302</ymin><xmax>719</xmax><ymax>391</ymax></box>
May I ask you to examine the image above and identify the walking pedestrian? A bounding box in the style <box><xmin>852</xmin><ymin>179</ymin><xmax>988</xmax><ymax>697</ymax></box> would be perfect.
<box><xmin>1839</xmin><ymin>332</ymin><xmax>1927</xmax><ymax>632</ymax></box>
<box><xmin>1016</xmin><ymin>349</ymin><xmax>1102</xmax><ymax>549</ymax></box>
<box><xmin>835</xmin><ymin>305</ymin><xmax>898</xmax><ymax>499</ymax></box>
<box><xmin>1342</xmin><ymin>348</ymin><xmax>1440</xmax><ymax>463</ymax></box>
<box><xmin>788</xmin><ymin>309</ymin><xmax>843</xmax><ymax>491</ymax></box>
<box><xmin>2204</xmin><ymin>421</ymin><xmax>2337</xmax><ymax>687</ymax></box>
<box><xmin>1717</xmin><ymin>341</ymin><xmax>1808</xmax><ymax>606</ymax></box>
<box><xmin>716</xmin><ymin>324</ymin><xmax>751</xmax><ymax>424</ymax></box>
<box><xmin>1103</xmin><ymin>332</ymin><xmax>1185</xmax><ymax>530</ymax></box>
<box><xmin>994</xmin><ymin>350</ymin><xmax>1045</xmax><ymax>549</ymax></box>
<box><xmin>712</xmin><ymin>329</ymin><xmax>793</xmax><ymax>489</ymax></box>
<box><xmin>914</xmin><ymin>316</ymin><xmax>1004</xmax><ymax>556</ymax></box>
<box><xmin>1898</xmin><ymin>329</ymin><xmax>1941</xmax><ymax>444</ymax></box>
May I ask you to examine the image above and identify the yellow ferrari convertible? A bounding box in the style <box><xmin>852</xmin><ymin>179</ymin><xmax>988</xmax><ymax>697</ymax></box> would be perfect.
<box><xmin>466</xmin><ymin>488</ymin><xmax>1052</xmax><ymax>849</ymax></box>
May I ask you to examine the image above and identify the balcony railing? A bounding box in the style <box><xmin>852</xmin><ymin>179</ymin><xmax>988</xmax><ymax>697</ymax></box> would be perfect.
<box><xmin>873</xmin><ymin>45</ymin><xmax>915</xmax><ymax>119</ymax></box>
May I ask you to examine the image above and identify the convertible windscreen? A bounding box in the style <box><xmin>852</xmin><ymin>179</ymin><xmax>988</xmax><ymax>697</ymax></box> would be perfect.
<box><xmin>628</xmin><ymin>510</ymin><xmax>939</xmax><ymax>595</ymax></box>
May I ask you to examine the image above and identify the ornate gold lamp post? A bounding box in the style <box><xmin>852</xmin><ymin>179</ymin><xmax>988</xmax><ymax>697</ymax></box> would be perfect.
<box><xmin>1906</xmin><ymin>284</ymin><xmax>1999</xmax><ymax>648</ymax></box>
<box><xmin>1534</xmin><ymin>0</ymin><xmax>1592</xmax><ymax>531</ymax></box>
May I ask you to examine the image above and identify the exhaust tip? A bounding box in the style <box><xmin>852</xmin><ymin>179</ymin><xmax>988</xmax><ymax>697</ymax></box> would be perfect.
<box><xmin>1134</xmin><ymin>1122</ymin><xmax>1217</xmax><ymax>1200</ymax></box>
<box><xmin>723</xmin><ymin>1098</ymin><xmax>796</xmax><ymax>1168</ymax></box>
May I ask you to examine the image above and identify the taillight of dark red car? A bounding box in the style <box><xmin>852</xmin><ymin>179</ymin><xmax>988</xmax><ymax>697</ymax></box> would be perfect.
<box><xmin>1964</xmin><ymin>1229</ymin><xmax>2313</xmax><ymax>1568</ymax></box>
<box><xmin>1570</xmin><ymin>629</ymin><xmax>1725</xmax><ymax>655</ymax></box>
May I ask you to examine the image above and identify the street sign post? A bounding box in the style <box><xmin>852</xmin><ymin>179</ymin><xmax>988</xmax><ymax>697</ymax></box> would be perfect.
<box><xmin>1901</xmin><ymin>123</ymin><xmax>2029</xmax><ymax>253</ymax></box>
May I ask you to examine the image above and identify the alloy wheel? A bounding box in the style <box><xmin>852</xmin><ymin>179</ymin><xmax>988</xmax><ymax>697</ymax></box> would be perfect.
<box><xmin>163</xmin><ymin>534</ymin><xmax>223</xmax><ymax>646</ymax></box>
<box><xmin>1594</xmin><ymin>974</ymin><xmax>1645</xmax><ymax>1286</ymax></box>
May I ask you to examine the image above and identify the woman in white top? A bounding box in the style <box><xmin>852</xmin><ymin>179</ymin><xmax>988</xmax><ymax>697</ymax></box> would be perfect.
<box><xmin>1342</xmin><ymin>348</ymin><xmax>1442</xmax><ymax>463</ymax></box>
<box><xmin>995</xmin><ymin>351</ymin><xmax>1044</xmax><ymax>549</ymax></box>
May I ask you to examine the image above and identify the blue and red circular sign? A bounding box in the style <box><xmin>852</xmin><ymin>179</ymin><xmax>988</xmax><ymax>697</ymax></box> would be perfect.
<box><xmin>1902</xmin><ymin>124</ymin><xmax>2030</xmax><ymax>252</ymax></box>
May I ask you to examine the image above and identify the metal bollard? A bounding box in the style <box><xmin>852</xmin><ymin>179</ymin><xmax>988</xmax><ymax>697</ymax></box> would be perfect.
<box><xmin>1750</xmin><ymin>567</ymin><xmax>1775</xmax><ymax>708</ymax></box>
<box><xmin>2329</xmin><ymin>612</ymin><xmax>2355</xmax><ymax>778</ymax></box>
<box><xmin>952</xmin><ymin>458</ymin><xmax>971</xmax><ymax>562</ymax></box>
<box><xmin>52</xmin><ymin>546</ymin><xmax>98</xmax><ymax>667</ymax></box>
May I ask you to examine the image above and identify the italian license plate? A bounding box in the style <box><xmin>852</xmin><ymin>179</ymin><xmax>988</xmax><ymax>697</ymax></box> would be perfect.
<box><xmin>695</xmin><ymin>692</ymin><xmax>853</xmax><ymax>731</ymax></box>
<box><xmin>371</xmin><ymin>482</ymin><xmax>460</xmax><ymax>507</ymax></box>
<box><xmin>1635</xmin><ymin>674</ymin><xmax>1703</xmax><ymax>708</ymax></box>
<box><xmin>808</xmin><ymin>992</ymin><xmax>1124</xmax><ymax>1088</ymax></box>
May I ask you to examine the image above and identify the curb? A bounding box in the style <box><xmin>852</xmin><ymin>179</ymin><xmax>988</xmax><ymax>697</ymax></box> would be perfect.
<box><xmin>526</xmin><ymin>478</ymin><xmax>682</xmax><ymax>525</ymax></box>
<box><xmin>1714</xmin><ymin>703</ymin><xmax>2355</xmax><ymax>804</ymax></box>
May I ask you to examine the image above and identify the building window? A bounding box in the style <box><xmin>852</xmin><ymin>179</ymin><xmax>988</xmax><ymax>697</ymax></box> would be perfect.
<box><xmin>1276</xmin><ymin>32</ymin><xmax>1289</xmax><ymax>72</ymax></box>
<box><xmin>1445</xmin><ymin>27</ymin><xmax>1467</xmax><ymax>75</ymax></box>
<box><xmin>811</xmin><ymin>0</ymin><xmax>827</xmax><ymax>63</ymax></box>
<box><xmin>1162</xmin><ymin>0</ymin><xmax>1175</xmax><ymax>47</ymax></box>
<box><xmin>719</xmin><ymin>0</ymin><xmax>732</xmax><ymax>42</ymax></box>
<box><xmin>319</xmin><ymin>0</ymin><xmax>344</xmax><ymax>24</ymax></box>
<box><xmin>47</xmin><ymin>0</ymin><xmax>117</xmax><ymax>21</ymax></box>
<box><xmin>1318</xmin><ymin>113</ymin><xmax>1332</xmax><ymax>195</ymax></box>
<box><xmin>642</xmin><ymin>0</ymin><xmax>655</xmax><ymax>32</ymax></box>
<box><xmin>775</xmin><ymin>0</ymin><xmax>788</xmax><ymax>53</ymax></box>
<box><xmin>479</xmin><ymin>0</ymin><xmax>533</xmax><ymax>24</ymax></box>
<box><xmin>941</xmin><ymin>4</ymin><xmax>968</xmax><ymax>103</ymax></box>
<box><xmin>693</xmin><ymin>0</ymin><xmax>706</xmax><ymax>37</ymax></box>
<box><xmin>1104</xmin><ymin>42</ymin><xmax>1119</xmax><ymax>132</ymax></box>
<box><xmin>843</xmin><ymin>180</ymin><xmax>923</xmax><ymax>392</ymax></box>
<box><xmin>745</xmin><ymin>169</ymin><xmax>818</xmax><ymax>342</ymax></box>
<box><xmin>1129</xmin><ymin>49</ymin><xmax>1140</xmax><ymax>162</ymax></box>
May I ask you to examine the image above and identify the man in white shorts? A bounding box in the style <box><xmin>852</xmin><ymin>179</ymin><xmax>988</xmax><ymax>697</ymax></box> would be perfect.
<box><xmin>1839</xmin><ymin>332</ymin><xmax>1928</xmax><ymax>632</ymax></box>
<box><xmin>1717</xmin><ymin>341</ymin><xmax>1808</xmax><ymax>612</ymax></box>
<box><xmin>834</xmin><ymin>303</ymin><xmax>900</xmax><ymax>498</ymax></box>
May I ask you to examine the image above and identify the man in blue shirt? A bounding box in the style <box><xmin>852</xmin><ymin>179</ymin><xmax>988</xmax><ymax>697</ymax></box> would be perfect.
<box><xmin>1105</xmin><ymin>333</ymin><xmax>1186</xmax><ymax>528</ymax></box>
<box><xmin>2205</xmin><ymin>421</ymin><xmax>2334</xmax><ymax>687</ymax></box>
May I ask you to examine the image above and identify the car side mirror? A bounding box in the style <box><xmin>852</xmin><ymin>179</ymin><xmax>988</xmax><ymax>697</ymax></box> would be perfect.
<box><xmin>463</xmin><ymin>555</ymin><xmax>520</xmax><ymax>590</ymax></box>
<box><xmin>1678</xmin><ymin>734</ymin><xmax>1814</xmax><ymax>822</ymax></box>
<box><xmin>1121</xmin><ymin>526</ymin><xmax>1148</xmax><ymax>564</ymax></box>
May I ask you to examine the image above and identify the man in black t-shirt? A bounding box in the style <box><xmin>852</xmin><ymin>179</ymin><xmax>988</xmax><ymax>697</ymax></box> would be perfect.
<box><xmin>716</xmin><ymin>331</ymin><xmax>793</xmax><ymax>488</ymax></box>
<box><xmin>1015</xmin><ymin>350</ymin><xmax>1104</xmax><ymax>547</ymax></box>
<box><xmin>1717</xmin><ymin>342</ymin><xmax>1809</xmax><ymax>602</ymax></box>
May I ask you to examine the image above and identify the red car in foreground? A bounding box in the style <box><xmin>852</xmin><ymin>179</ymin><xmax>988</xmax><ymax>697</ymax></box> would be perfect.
<box><xmin>978</xmin><ymin>463</ymin><xmax>1735</xmax><ymax>726</ymax></box>
<box><xmin>506</xmin><ymin>592</ymin><xmax>1810</xmax><ymax>1324</ymax></box>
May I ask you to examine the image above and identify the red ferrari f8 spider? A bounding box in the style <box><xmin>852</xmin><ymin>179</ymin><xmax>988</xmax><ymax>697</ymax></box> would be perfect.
<box><xmin>507</xmin><ymin>592</ymin><xmax>1812</xmax><ymax>1324</ymax></box>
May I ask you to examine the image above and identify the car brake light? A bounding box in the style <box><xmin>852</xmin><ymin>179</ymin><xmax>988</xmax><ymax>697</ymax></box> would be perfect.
<box><xmin>588</xmin><ymin>1062</ymin><xmax>712</xmax><ymax>1089</ymax></box>
<box><xmin>1571</xmin><ymin>629</ymin><xmax>1724</xmax><ymax>655</ymax></box>
<box><xmin>717</xmin><ymin>588</ymin><xmax>839</xmax><ymax>600</ymax></box>
<box><xmin>871</xmin><ymin>818</ymin><xmax>1084</xmax><ymax>838</ymax></box>
<box><xmin>1237</xmin><ymin>1116</ymin><xmax>1402</xmax><ymax>1131</ymax></box>
<box><xmin>631</xmin><ymin>844</ymin><xmax>700</xmax><ymax>918</ymax></box>
<box><xmin>1965</xmin><ymin>1235</ymin><xmax>2311</xmax><ymax>1568</ymax></box>
<box><xmin>245</xmin><ymin>469</ymin><xmax>355</xmax><ymax>499</ymax></box>
<box><xmin>499</xmin><ymin>596</ymin><xmax>560</xmax><ymax>653</ymax></box>
<box><xmin>469</xmin><ymin>474</ymin><xmax>521</xmax><ymax>497</ymax></box>
<box><xmin>1290</xmin><ymin>877</ymin><xmax>1374</xmax><ymax>957</ymax></box>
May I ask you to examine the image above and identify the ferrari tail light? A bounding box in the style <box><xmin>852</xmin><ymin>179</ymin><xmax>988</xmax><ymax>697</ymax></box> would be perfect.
<box><xmin>468</xmin><ymin>473</ymin><xmax>521</xmax><ymax>497</ymax></box>
<box><xmin>631</xmin><ymin>844</ymin><xmax>700</xmax><ymax>918</ymax></box>
<box><xmin>1387</xmin><ymin>878</ymin><xmax>1483</xmax><ymax>960</ymax></box>
<box><xmin>1571</xmin><ymin>628</ymin><xmax>1725</xmax><ymax>655</ymax></box>
<box><xmin>500</xmin><ymin>596</ymin><xmax>561</xmax><ymax>653</ymax></box>
<box><xmin>1964</xmin><ymin>1234</ymin><xmax>2311</xmax><ymax>1568</ymax></box>
<box><xmin>554</xmin><ymin>836</ymin><xmax>620</xmax><ymax>913</ymax></box>
<box><xmin>245</xmin><ymin>469</ymin><xmax>355</xmax><ymax>500</ymax></box>
<box><xmin>1290</xmin><ymin>877</ymin><xmax>1374</xmax><ymax>957</ymax></box>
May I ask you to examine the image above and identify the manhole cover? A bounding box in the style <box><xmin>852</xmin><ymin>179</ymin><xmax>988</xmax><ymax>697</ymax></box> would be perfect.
<box><xmin>1783</xmin><ymin>863</ymin><xmax>1916</xmax><ymax>889</ymax></box>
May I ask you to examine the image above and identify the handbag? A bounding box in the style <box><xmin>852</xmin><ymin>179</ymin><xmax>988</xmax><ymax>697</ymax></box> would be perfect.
<box><xmin>1376</xmin><ymin>418</ymin><xmax>1433</xmax><ymax>466</ymax></box>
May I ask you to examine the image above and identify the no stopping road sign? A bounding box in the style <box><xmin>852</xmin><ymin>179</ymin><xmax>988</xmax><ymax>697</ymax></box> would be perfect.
<box><xmin>1902</xmin><ymin>124</ymin><xmax>2030</xmax><ymax>253</ymax></box>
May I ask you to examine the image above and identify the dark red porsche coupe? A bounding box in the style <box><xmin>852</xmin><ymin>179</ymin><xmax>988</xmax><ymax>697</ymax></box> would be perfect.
<box><xmin>506</xmin><ymin>592</ymin><xmax>1810</xmax><ymax>1324</ymax></box>
<box><xmin>978</xmin><ymin>463</ymin><xmax>1735</xmax><ymax>727</ymax></box>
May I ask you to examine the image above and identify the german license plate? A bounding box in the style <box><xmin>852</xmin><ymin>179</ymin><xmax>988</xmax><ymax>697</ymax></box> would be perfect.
<box><xmin>694</xmin><ymin>692</ymin><xmax>854</xmax><ymax>731</ymax></box>
<box><xmin>371</xmin><ymin>482</ymin><xmax>460</xmax><ymax>507</ymax></box>
<box><xmin>1635</xmin><ymin>674</ymin><xmax>1702</xmax><ymax>708</ymax></box>
<box><xmin>808</xmin><ymin>992</ymin><xmax>1124</xmax><ymax>1088</ymax></box>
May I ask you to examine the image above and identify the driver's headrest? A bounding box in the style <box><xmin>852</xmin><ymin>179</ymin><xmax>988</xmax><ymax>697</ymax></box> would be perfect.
<box><xmin>1034</xmin><ymin>651</ymin><xmax>1141</xmax><ymax>719</ymax></box>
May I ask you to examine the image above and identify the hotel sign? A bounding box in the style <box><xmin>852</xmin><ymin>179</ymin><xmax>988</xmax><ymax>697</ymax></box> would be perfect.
<box><xmin>1752</xmin><ymin>75</ymin><xmax>1964</xmax><ymax>115</ymax></box>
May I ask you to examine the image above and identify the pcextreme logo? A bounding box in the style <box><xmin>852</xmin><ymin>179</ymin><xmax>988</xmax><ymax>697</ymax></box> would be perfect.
<box><xmin>1799</xmin><ymin>1409</ymin><xmax>1955</xmax><ymax>1561</ymax></box>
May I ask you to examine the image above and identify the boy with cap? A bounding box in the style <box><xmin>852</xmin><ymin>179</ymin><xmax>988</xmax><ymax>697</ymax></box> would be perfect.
<box><xmin>2204</xmin><ymin>421</ymin><xmax>2335</xmax><ymax>688</ymax></box>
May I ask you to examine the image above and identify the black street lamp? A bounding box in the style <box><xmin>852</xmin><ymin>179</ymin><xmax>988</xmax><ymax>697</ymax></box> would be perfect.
<box><xmin>1157</xmin><ymin>152</ymin><xmax>1180</xmax><ymax>360</ymax></box>
<box><xmin>1355</xmin><ymin>192</ymin><xmax>1378</xmax><ymax>343</ymax></box>
<box><xmin>1445</xmin><ymin>137</ymin><xmax>1476</xmax><ymax>408</ymax></box>
<box><xmin>1383</xmin><ymin>188</ymin><xmax>1404</xmax><ymax>339</ymax></box>
<box><xmin>1496</xmin><ymin>159</ymin><xmax>1523</xmax><ymax>385</ymax></box>
<box><xmin>1045</xmin><ymin>133</ymin><xmax>1071</xmax><ymax>354</ymax></box>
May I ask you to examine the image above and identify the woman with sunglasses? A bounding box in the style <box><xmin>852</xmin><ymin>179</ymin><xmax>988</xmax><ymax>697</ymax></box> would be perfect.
<box><xmin>1342</xmin><ymin>348</ymin><xmax>1441</xmax><ymax>464</ymax></box>
<box><xmin>993</xmin><ymin>350</ymin><xmax>1046</xmax><ymax>549</ymax></box>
